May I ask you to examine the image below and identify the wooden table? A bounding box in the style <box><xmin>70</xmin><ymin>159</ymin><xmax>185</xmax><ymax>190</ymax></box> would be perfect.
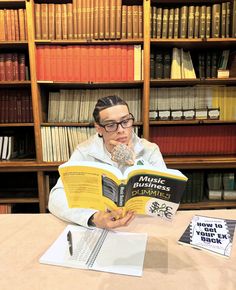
<box><xmin>0</xmin><ymin>210</ymin><xmax>235</xmax><ymax>290</ymax></box>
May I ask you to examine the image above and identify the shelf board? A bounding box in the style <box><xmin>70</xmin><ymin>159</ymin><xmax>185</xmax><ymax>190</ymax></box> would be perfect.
<box><xmin>150</xmin><ymin>120</ymin><xmax>236</xmax><ymax>125</ymax></box>
<box><xmin>179</xmin><ymin>200</ymin><xmax>236</xmax><ymax>210</ymax></box>
<box><xmin>35</xmin><ymin>39</ymin><xmax>143</xmax><ymax>45</ymax></box>
<box><xmin>165</xmin><ymin>156</ymin><xmax>236</xmax><ymax>169</ymax></box>
<box><xmin>0</xmin><ymin>123</ymin><xmax>34</xmax><ymax>127</ymax></box>
<box><xmin>151</xmin><ymin>38</ymin><xmax>236</xmax><ymax>49</ymax></box>
<box><xmin>0</xmin><ymin>41</ymin><xmax>28</xmax><ymax>49</ymax></box>
<box><xmin>41</xmin><ymin>121</ymin><xmax>143</xmax><ymax>127</ymax></box>
<box><xmin>150</xmin><ymin>78</ymin><xmax>236</xmax><ymax>87</ymax></box>
<box><xmin>37</xmin><ymin>80</ymin><xmax>143</xmax><ymax>88</ymax></box>
<box><xmin>0</xmin><ymin>198</ymin><xmax>39</xmax><ymax>204</ymax></box>
<box><xmin>0</xmin><ymin>0</ymin><xmax>25</xmax><ymax>8</ymax></box>
<box><xmin>0</xmin><ymin>81</ymin><xmax>31</xmax><ymax>87</ymax></box>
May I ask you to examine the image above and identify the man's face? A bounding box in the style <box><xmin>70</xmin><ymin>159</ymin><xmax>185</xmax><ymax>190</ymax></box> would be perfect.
<box><xmin>95</xmin><ymin>105</ymin><xmax>133</xmax><ymax>153</ymax></box>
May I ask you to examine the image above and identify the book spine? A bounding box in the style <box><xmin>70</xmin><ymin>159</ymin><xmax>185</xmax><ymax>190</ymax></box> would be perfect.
<box><xmin>118</xmin><ymin>184</ymin><xmax>125</xmax><ymax>206</ymax></box>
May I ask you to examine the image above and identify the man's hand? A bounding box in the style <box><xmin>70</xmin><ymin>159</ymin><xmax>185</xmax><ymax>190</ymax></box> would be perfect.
<box><xmin>91</xmin><ymin>209</ymin><xmax>135</xmax><ymax>229</ymax></box>
<box><xmin>110</xmin><ymin>140</ymin><xmax>135</xmax><ymax>165</ymax></box>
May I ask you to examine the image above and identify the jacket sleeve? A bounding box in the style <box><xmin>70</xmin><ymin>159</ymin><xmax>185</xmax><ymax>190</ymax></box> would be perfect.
<box><xmin>48</xmin><ymin>148</ymin><xmax>98</xmax><ymax>228</ymax></box>
<box><xmin>48</xmin><ymin>177</ymin><xmax>98</xmax><ymax>228</ymax></box>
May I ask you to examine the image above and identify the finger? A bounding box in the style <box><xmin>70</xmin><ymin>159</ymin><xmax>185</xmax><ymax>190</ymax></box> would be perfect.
<box><xmin>109</xmin><ymin>140</ymin><xmax>120</xmax><ymax>146</ymax></box>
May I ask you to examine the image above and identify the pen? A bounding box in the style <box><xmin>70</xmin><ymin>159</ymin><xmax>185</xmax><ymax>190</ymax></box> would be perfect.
<box><xmin>67</xmin><ymin>230</ymin><xmax>73</xmax><ymax>256</ymax></box>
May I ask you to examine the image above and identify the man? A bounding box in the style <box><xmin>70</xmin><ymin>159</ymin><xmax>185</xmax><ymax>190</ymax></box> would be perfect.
<box><xmin>49</xmin><ymin>95</ymin><xmax>166</xmax><ymax>229</ymax></box>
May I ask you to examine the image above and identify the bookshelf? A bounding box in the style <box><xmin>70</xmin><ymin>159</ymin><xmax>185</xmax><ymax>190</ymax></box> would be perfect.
<box><xmin>0</xmin><ymin>0</ymin><xmax>235</xmax><ymax>214</ymax></box>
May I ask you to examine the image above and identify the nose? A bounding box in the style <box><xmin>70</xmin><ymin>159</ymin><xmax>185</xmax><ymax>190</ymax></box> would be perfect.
<box><xmin>116</xmin><ymin>123</ymin><xmax>125</xmax><ymax>132</ymax></box>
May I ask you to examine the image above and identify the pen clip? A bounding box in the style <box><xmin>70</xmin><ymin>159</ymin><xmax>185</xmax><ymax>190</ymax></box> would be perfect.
<box><xmin>67</xmin><ymin>230</ymin><xmax>73</xmax><ymax>256</ymax></box>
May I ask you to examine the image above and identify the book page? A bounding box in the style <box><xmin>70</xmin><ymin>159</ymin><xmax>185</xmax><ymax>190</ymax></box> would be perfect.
<box><xmin>123</xmin><ymin>165</ymin><xmax>188</xmax><ymax>220</ymax></box>
<box><xmin>59</xmin><ymin>161</ymin><xmax>124</xmax><ymax>210</ymax></box>
<box><xmin>39</xmin><ymin>225</ymin><xmax>147</xmax><ymax>276</ymax></box>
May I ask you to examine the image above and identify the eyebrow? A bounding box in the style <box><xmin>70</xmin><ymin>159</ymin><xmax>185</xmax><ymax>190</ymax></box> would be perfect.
<box><xmin>101</xmin><ymin>114</ymin><xmax>130</xmax><ymax>124</ymax></box>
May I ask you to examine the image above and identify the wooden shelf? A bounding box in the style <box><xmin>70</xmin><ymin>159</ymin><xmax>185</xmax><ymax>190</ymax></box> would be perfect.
<box><xmin>0</xmin><ymin>81</ymin><xmax>31</xmax><ymax>87</ymax></box>
<box><xmin>0</xmin><ymin>198</ymin><xmax>39</xmax><ymax>204</ymax></box>
<box><xmin>149</xmin><ymin>120</ymin><xmax>236</xmax><ymax>125</ymax></box>
<box><xmin>150</xmin><ymin>78</ymin><xmax>236</xmax><ymax>87</ymax></box>
<box><xmin>0</xmin><ymin>123</ymin><xmax>34</xmax><ymax>127</ymax></box>
<box><xmin>37</xmin><ymin>80</ymin><xmax>144</xmax><ymax>89</ymax></box>
<box><xmin>0</xmin><ymin>0</ymin><xmax>25</xmax><ymax>8</ymax></box>
<box><xmin>0</xmin><ymin>41</ymin><xmax>28</xmax><ymax>49</ymax></box>
<box><xmin>151</xmin><ymin>38</ymin><xmax>236</xmax><ymax>49</ymax></box>
<box><xmin>165</xmin><ymin>156</ymin><xmax>236</xmax><ymax>169</ymax></box>
<box><xmin>180</xmin><ymin>200</ymin><xmax>236</xmax><ymax>210</ymax></box>
<box><xmin>35</xmin><ymin>39</ymin><xmax>144</xmax><ymax>45</ymax></box>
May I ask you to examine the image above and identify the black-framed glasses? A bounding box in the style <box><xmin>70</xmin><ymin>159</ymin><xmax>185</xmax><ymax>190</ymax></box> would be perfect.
<box><xmin>99</xmin><ymin>114</ymin><xmax>135</xmax><ymax>132</ymax></box>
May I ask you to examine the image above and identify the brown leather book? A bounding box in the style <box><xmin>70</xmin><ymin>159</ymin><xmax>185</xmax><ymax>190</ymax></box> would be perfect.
<box><xmin>93</xmin><ymin>0</ymin><xmax>99</xmax><ymax>39</ymax></box>
<box><xmin>5</xmin><ymin>9</ymin><xmax>12</xmax><ymax>41</ymax></box>
<box><xmin>98</xmin><ymin>0</ymin><xmax>105</xmax><ymax>39</ymax></box>
<box><xmin>72</xmin><ymin>0</ymin><xmax>77</xmax><ymax>38</ymax></box>
<box><xmin>194</xmin><ymin>6</ymin><xmax>199</xmax><ymax>38</ymax></box>
<box><xmin>77</xmin><ymin>0</ymin><xmax>82</xmax><ymax>39</ymax></box>
<box><xmin>14</xmin><ymin>10</ymin><xmax>20</xmax><ymax>41</ymax></box>
<box><xmin>187</xmin><ymin>6</ymin><xmax>194</xmax><ymax>39</ymax></box>
<box><xmin>34</xmin><ymin>3</ymin><xmax>41</xmax><ymax>39</ymax></box>
<box><xmin>138</xmin><ymin>5</ymin><xmax>143</xmax><ymax>38</ymax></box>
<box><xmin>41</xmin><ymin>4</ymin><xmax>49</xmax><ymax>39</ymax></box>
<box><xmin>168</xmin><ymin>8</ymin><xmax>174</xmax><ymax>39</ymax></box>
<box><xmin>127</xmin><ymin>5</ymin><xmax>132</xmax><ymax>38</ymax></box>
<box><xmin>61</xmin><ymin>4</ymin><xmax>68</xmax><ymax>39</ymax></box>
<box><xmin>205</xmin><ymin>6</ymin><xmax>211</xmax><ymax>38</ymax></box>
<box><xmin>19</xmin><ymin>53</ymin><xmax>26</xmax><ymax>81</ymax></box>
<box><xmin>110</xmin><ymin>0</ymin><xmax>116</xmax><ymax>39</ymax></box>
<box><xmin>0</xmin><ymin>10</ymin><xmax>5</xmax><ymax>40</ymax></box>
<box><xmin>116</xmin><ymin>0</ymin><xmax>122</xmax><ymax>39</ymax></box>
<box><xmin>10</xmin><ymin>10</ymin><xmax>16</xmax><ymax>41</ymax></box>
<box><xmin>48</xmin><ymin>4</ymin><xmax>55</xmax><ymax>40</ymax></box>
<box><xmin>19</xmin><ymin>8</ymin><xmax>26</xmax><ymax>40</ymax></box>
<box><xmin>132</xmin><ymin>5</ymin><xmax>139</xmax><ymax>39</ymax></box>
<box><xmin>67</xmin><ymin>3</ymin><xmax>73</xmax><ymax>39</ymax></box>
<box><xmin>55</xmin><ymin>4</ymin><xmax>62</xmax><ymax>40</ymax></box>
<box><xmin>173</xmin><ymin>7</ymin><xmax>179</xmax><ymax>38</ymax></box>
<box><xmin>104</xmin><ymin>0</ymin><xmax>110</xmax><ymax>39</ymax></box>
<box><xmin>121</xmin><ymin>5</ymin><xmax>127</xmax><ymax>39</ymax></box>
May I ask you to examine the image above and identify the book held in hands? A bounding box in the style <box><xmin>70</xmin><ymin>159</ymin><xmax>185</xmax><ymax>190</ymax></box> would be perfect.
<box><xmin>59</xmin><ymin>161</ymin><xmax>188</xmax><ymax>220</ymax></box>
<box><xmin>178</xmin><ymin>215</ymin><xmax>236</xmax><ymax>258</ymax></box>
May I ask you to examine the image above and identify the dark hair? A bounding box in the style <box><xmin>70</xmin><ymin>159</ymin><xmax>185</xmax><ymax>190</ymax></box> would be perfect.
<box><xmin>93</xmin><ymin>95</ymin><xmax>129</xmax><ymax>123</ymax></box>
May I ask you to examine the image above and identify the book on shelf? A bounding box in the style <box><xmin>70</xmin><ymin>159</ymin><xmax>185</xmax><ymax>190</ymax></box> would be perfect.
<box><xmin>39</xmin><ymin>224</ymin><xmax>147</xmax><ymax>276</ymax></box>
<box><xmin>178</xmin><ymin>215</ymin><xmax>236</xmax><ymax>258</ymax></box>
<box><xmin>207</xmin><ymin>172</ymin><xmax>223</xmax><ymax>200</ymax></box>
<box><xmin>223</xmin><ymin>173</ymin><xmax>236</xmax><ymax>200</ymax></box>
<box><xmin>59</xmin><ymin>161</ymin><xmax>188</xmax><ymax>221</ymax></box>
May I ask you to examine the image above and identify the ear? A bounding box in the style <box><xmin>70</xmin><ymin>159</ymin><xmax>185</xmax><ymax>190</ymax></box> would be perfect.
<box><xmin>94</xmin><ymin>123</ymin><xmax>103</xmax><ymax>136</ymax></box>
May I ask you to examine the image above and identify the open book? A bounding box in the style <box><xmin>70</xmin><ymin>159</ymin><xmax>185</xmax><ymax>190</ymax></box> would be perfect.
<box><xmin>39</xmin><ymin>224</ymin><xmax>147</xmax><ymax>276</ymax></box>
<box><xmin>178</xmin><ymin>215</ymin><xmax>236</xmax><ymax>258</ymax></box>
<box><xmin>59</xmin><ymin>161</ymin><xmax>188</xmax><ymax>220</ymax></box>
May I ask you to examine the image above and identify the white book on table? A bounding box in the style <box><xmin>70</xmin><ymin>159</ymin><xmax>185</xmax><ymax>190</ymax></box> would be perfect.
<box><xmin>39</xmin><ymin>224</ymin><xmax>147</xmax><ymax>277</ymax></box>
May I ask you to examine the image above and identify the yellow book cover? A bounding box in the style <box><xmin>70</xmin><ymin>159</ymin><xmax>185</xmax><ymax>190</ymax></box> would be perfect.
<box><xmin>59</xmin><ymin>161</ymin><xmax>188</xmax><ymax>220</ymax></box>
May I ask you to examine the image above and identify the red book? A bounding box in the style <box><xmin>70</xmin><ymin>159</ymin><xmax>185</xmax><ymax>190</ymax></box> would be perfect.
<box><xmin>102</xmin><ymin>46</ymin><xmax>109</xmax><ymax>82</ymax></box>
<box><xmin>127</xmin><ymin>46</ymin><xmax>134</xmax><ymax>80</ymax></box>
<box><xmin>88</xmin><ymin>46</ymin><xmax>95</xmax><ymax>82</ymax></box>
<box><xmin>73</xmin><ymin>46</ymin><xmax>80</xmax><ymax>81</ymax></box>
<box><xmin>109</xmin><ymin>46</ymin><xmax>116</xmax><ymax>81</ymax></box>
<box><xmin>50</xmin><ymin>46</ymin><xmax>57</xmax><ymax>81</ymax></box>
<box><xmin>61</xmin><ymin>46</ymin><xmax>67</xmax><ymax>81</ymax></box>
<box><xmin>12</xmin><ymin>53</ymin><xmax>19</xmax><ymax>81</ymax></box>
<box><xmin>94</xmin><ymin>45</ymin><xmax>102</xmax><ymax>82</ymax></box>
<box><xmin>43</xmin><ymin>46</ymin><xmax>51</xmax><ymax>80</ymax></box>
<box><xmin>121</xmin><ymin>45</ymin><xmax>127</xmax><ymax>81</ymax></box>
<box><xmin>36</xmin><ymin>46</ymin><xmax>44</xmax><ymax>80</ymax></box>
<box><xmin>80</xmin><ymin>46</ymin><xmax>89</xmax><ymax>82</ymax></box>
<box><xmin>67</xmin><ymin>45</ymin><xmax>74</xmax><ymax>81</ymax></box>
